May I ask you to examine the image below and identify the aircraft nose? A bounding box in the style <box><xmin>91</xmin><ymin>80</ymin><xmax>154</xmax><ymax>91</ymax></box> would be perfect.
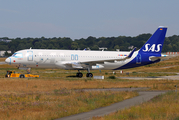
<box><xmin>5</xmin><ymin>58</ymin><xmax>10</xmax><ymax>63</ymax></box>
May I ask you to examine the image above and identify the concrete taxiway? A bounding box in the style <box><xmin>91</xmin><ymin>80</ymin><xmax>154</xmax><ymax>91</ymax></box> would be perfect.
<box><xmin>0</xmin><ymin>62</ymin><xmax>5</xmax><ymax>65</ymax></box>
<box><xmin>55</xmin><ymin>88</ymin><xmax>167</xmax><ymax>120</ymax></box>
<box><xmin>118</xmin><ymin>73</ymin><xmax>179</xmax><ymax>80</ymax></box>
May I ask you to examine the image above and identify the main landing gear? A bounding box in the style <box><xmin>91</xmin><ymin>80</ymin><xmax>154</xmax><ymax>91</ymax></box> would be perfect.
<box><xmin>76</xmin><ymin>69</ymin><xmax>93</xmax><ymax>78</ymax></box>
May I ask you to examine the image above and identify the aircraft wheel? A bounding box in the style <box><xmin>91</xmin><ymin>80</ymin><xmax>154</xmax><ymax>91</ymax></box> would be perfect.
<box><xmin>20</xmin><ymin>74</ymin><xmax>25</xmax><ymax>78</ymax></box>
<box><xmin>76</xmin><ymin>73</ymin><xmax>83</xmax><ymax>78</ymax></box>
<box><xmin>78</xmin><ymin>73</ymin><xmax>83</xmax><ymax>78</ymax></box>
<box><xmin>86</xmin><ymin>73</ymin><xmax>93</xmax><ymax>77</ymax></box>
<box><xmin>76</xmin><ymin>73</ymin><xmax>79</xmax><ymax>77</ymax></box>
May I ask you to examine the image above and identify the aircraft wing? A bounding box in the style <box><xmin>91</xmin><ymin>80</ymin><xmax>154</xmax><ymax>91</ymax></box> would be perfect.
<box><xmin>62</xmin><ymin>47</ymin><xmax>136</xmax><ymax>69</ymax></box>
<box><xmin>149</xmin><ymin>54</ymin><xmax>178</xmax><ymax>61</ymax></box>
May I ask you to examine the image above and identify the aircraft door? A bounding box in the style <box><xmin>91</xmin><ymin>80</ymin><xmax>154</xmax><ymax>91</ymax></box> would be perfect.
<box><xmin>27</xmin><ymin>51</ymin><xmax>33</xmax><ymax>61</ymax></box>
<box><xmin>136</xmin><ymin>54</ymin><xmax>141</xmax><ymax>64</ymax></box>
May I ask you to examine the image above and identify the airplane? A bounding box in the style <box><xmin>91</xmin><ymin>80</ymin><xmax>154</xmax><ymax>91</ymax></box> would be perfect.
<box><xmin>5</xmin><ymin>26</ymin><xmax>170</xmax><ymax>78</ymax></box>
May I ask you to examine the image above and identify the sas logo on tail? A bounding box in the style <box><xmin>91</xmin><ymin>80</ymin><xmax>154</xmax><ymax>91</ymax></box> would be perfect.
<box><xmin>142</xmin><ymin>44</ymin><xmax>162</xmax><ymax>52</ymax></box>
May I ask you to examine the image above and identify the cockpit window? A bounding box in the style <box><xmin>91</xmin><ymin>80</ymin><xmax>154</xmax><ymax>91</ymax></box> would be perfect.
<box><xmin>12</xmin><ymin>53</ymin><xmax>23</xmax><ymax>58</ymax></box>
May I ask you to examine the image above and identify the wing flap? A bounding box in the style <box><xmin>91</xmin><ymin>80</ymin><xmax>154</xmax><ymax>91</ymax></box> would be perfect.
<box><xmin>62</xmin><ymin>61</ymin><xmax>89</xmax><ymax>69</ymax></box>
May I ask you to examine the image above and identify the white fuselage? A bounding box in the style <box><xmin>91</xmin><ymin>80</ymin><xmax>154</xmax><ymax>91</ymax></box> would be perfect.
<box><xmin>6</xmin><ymin>49</ymin><xmax>137</xmax><ymax>70</ymax></box>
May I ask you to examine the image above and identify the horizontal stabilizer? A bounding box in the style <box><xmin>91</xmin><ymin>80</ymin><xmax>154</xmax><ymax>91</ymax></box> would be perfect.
<box><xmin>149</xmin><ymin>54</ymin><xmax>178</xmax><ymax>61</ymax></box>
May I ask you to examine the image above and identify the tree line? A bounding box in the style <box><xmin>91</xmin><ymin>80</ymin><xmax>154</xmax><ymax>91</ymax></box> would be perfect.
<box><xmin>0</xmin><ymin>34</ymin><xmax>179</xmax><ymax>54</ymax></box>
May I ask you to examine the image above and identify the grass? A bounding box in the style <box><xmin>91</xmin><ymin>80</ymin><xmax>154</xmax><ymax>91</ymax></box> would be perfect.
<box><xmin>0</xmin><ymin>78</ymin><xmax>179</xmax><ymax>92</ymax></box>
<box><xmin>92</xmin><ymin>91</ymin><xmax>179</xmax><ymax>120</ymax></box>
<box><xmin>0</xmin><ymin>90</ymin><xmax>138</xmax><ymax>120</ymax></box>
<box><xmin>0</xmin><ymin>58</ymin><xmax>6</xmax><ymax>62</ymax></box>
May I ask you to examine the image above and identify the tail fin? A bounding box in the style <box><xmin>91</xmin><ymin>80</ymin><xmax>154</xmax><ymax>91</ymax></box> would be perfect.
<box><xmin>139</xmin><ymin>26</ymin><xmax>167</xmax><ymax>54</ymax></box>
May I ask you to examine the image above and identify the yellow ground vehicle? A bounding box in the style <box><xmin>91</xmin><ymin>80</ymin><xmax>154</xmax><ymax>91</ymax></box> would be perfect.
<box><xmin>5</xmin><ymin>71</ymin><xmax>40</xmax><ymax>78</ymax></box>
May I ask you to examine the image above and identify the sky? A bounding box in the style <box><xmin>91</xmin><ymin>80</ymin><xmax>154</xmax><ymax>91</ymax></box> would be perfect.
<box><xmin>0</xmin><ymin>0</ymin><xmax>179</xmax><ymax>40</ymax></box>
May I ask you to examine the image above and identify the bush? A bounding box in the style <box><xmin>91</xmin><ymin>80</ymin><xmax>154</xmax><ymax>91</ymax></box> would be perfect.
<box><xmin>108</xmin><ymin>76</ymin><xmax>116</xmax><ymax>79</ymax></box>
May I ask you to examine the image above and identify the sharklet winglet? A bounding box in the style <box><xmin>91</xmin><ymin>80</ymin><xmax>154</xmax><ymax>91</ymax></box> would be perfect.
<box><xmin>127</xmin><ymin>47</ymin><xmax>136</xmax><ymax>58</ymax></box>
